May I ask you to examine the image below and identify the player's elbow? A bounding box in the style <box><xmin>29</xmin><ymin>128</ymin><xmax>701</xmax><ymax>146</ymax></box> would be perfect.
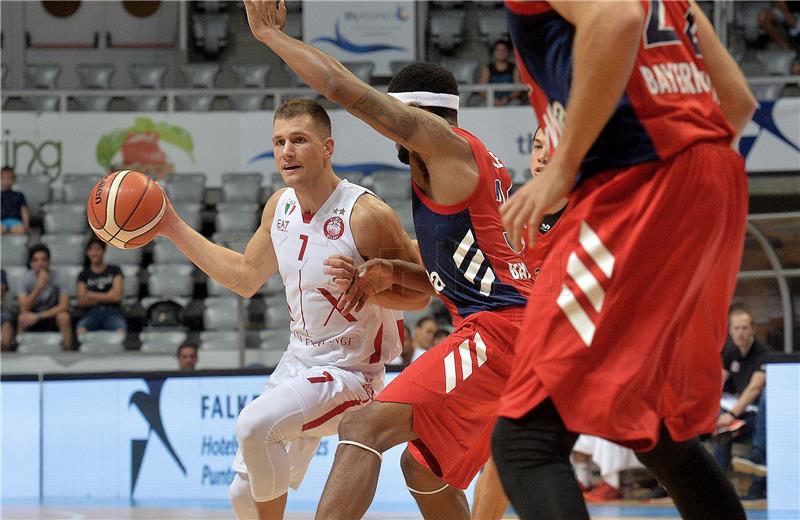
<box><xmin>729</xmin><ymin>92</ymin><xmax>758</xmax><ymax>134</ymax></box>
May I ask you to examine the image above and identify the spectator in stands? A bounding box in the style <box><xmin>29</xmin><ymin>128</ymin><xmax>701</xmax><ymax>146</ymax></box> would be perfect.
<box><xmin>714</xmin><ymin>307</ymin><xmax>771</xmax><ymax>474</ymax></box>
<box><xmin>759</xmin><ymin>1</ymin><xmax>800</xmax><ymax>54</ymax></box>
<box><xmin>733</xmin><ymin>390</ymin><xmax>768</xmax><ymax>500</ymax></box>
<box><xmin>478</xmin><ymin>40</ymin><xmax>523</xmax><ymax>106</ymax></box>
<box><xmin>17</xmin><ymin>244</ymin><xmax>73</xmax><ymax>350</ymax></box>
<box><xmin>177</xmin><ymin>343</ymin><xmax>199</xmax><ymax>370</ymax></box>
<box><xmin>76</xmin><ymin>237</ymin><xmax>126</xmax><ymax>337</ymax></box>
<box><xmin>433</xmin><ymin>328</ymin><xmax>449</xmax><ymax>345</ymax></box>
<box><xmin>1</xmin><ymin>166</ymin><xmax>30</xmax><ymax>235</ymax></box>
<box><xmin>1</xmin><ymin>269</ymin><xmax>13</xmax><ymax>351</ymax></box>
<box><xmin>410</xmin><ymin>315</ymin><xmax>437</xmax><ymax>362</ymax></box>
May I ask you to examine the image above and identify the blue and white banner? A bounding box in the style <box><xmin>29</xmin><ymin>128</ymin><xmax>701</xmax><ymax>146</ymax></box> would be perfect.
<box><xmin>1</xmin><ymin>373</ymin><xmax>477</xmax><ymax>511</ymax></box>
<box><xmin>303</xmin><ymin>1</ymin><xmax>415</xmax><ymax>76</ymax></box>
<box><xmin>2</xmin><ymin>99</ymin><xmax>798</xmax><ymax>189</ymax></box>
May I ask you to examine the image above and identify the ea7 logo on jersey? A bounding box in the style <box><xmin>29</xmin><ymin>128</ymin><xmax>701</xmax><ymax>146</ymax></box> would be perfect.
<box><xmin>508</xmin><ymin>262</ymin><xmax>531</xmax><ymax>280</ymax></box>
<box><xmin>277</xmin><ymin>219</ymin><xmax>290</xmax><ymax>232</ymax></box>
<box><xmin>324</xmin><ymin>216</ymin><xmax>344</xmax><ymax>240</ymax></box>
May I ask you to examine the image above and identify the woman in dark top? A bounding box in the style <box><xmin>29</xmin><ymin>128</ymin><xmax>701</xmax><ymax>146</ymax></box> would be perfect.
<box><xmin>478</xmin><ymin>40</ymin><xmax>523</xmax><ymax>106</ymax></box>
<box><xmin>76</xmin><ymin>237</ymin><xmax>126</xmax><ymax>335</ymax></box>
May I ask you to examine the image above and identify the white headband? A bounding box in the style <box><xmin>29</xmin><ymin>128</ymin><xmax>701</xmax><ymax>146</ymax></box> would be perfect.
<box><xmin>388</xmin><ymin>91</ymin><xmax>460</xmax><ymax>111</ymax></box>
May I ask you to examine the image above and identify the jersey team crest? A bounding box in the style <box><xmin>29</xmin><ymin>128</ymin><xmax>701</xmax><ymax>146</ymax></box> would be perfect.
<box><xmin>324</xmin><ymin>216</ymin><xmax>344</xmax><ymax>240</ymax></box>
<box><xmin>284</xmin><ymin>200</ymin><xmax>297</xmax><ymax>216</ymax></box>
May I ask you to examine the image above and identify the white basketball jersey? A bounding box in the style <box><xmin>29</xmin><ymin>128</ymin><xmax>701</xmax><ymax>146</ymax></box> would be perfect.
<box><xmin>271</xmin><ymin>180</ymin><xmax>403</xmax><ymax>373</ymax></box>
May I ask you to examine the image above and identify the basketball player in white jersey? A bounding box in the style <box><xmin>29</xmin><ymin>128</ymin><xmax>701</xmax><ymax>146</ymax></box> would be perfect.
<box><xmin>158</xmin><ymin>99</ymin><xmax>428</xmax><ymax>519</ymax></box>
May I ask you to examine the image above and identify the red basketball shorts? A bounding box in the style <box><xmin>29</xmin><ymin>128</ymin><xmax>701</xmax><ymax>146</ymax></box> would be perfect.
<box><xmin>499</xmin><ymin>141</ymin><xmax>748</xmax><ymax>451</ymax></box>
<box><xmin>377</xmin><ymin>307</ymin><xmax>523</xmax><ymax>489</ymax></box>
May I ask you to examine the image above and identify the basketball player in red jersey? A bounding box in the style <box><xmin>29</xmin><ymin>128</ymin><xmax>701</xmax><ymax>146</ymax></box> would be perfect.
<box><xmin>243</xmin><ymin>1</ymin><xmax>534</xmax><ymax>518</ymax></box>
<box><xmin>496</xmin><ymin>1</ymin><xmax>755</xmax><ymax>518</ymax></box>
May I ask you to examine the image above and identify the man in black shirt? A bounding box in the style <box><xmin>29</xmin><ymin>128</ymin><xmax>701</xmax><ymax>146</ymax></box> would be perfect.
<box><xmin>714</xmin><ymin>307</ymin><xmax>771</xmax><ymax>474</ymax></box>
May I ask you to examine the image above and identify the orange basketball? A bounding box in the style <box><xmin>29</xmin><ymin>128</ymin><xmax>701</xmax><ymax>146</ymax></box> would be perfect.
<box><xmin>86</xmin><ymin>170</ymin><xmax>166</xmax><ymax>249</ymax></box>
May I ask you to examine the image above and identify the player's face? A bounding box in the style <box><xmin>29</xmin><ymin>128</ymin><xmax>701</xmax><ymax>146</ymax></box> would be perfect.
<box><xmin>273</xmin><ymin>115</ymin><xmax>332</xmax><ymax>187</ymax></box>
<box><xmin>729</xmin><ymin>313</ymin><xmax>755</xmax><ymax>350</ymax></box>
<box><xmin>530</xmin><ymin>128</ymin><xmax>549</xmax><ymax>176</ymax></box>
<box><xmin>30</xmin><ymin>251</ymin><xmax>49</xmax><ymax>272</ymax></box>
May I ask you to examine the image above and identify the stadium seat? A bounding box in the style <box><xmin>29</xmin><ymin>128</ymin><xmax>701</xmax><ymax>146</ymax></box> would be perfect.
<box><xmin>370</xmin><ymin>170</ymin><xmax>411</xmax><ymax>201</ymax></box>
<box><xmin>153</xmin><ymin>238</ymin><xmax>191</xmax><ymax>265</ymax></box>
<box><xmin>23</xmin><ymin>96</ymin><xmax>60</xmax><ymax>112</ymax></box>
<box><xmin>756</xmin><ymin>50</ymin><xmax>797</xmax><ymax>75</ymax></box>
<box><xmin>104</xmin><ymin>246</ymin><xmax>142</xmax><ymax>267</ymax></box>
<box><xmin>231</xmin><ymin>95</ymin><xmax>266</xmax><ymax>111</ymax></box>
<box><xmin>62</xmin><ymin>175</ymin><xmax>102</xmax><ymax>203</ymax></box>
<box><xmin>478</xmin><ymin>8</ymin><xmax>509</xmax><ymax>45</ymax></box>
<box><xmin>343</xmin><ymin>62</ymin><xmax>375</xmax><ymax>83</ymax></box>
<box><xmin>172</xmin><ymin>202</ymin><xmax>203</xmax><ymax>230</ymax></box>
<box><xmin>259</xmin><ymin>274</ymin><xmax>283</xmax><ymax>296</ymax></box>
<box><xmin>13</xmin><ymin>175</ymin><xmax>52</xmax><ymax>216</ymax></box>
<box><xmin>265</xmin><ymin>294</ymin><xmax>291</xmax><ymax>327</ymax></box>
<box><xmin>215</xmin><ymin>205</ymin><xmax>259</xmax><ymax>233</ymax></box>
<box><xmin>176</xmin><ymin>95</ymin><xmax>214</xmax><ymax>112</ymax></box>
<box><xmin>129</xmin><ymin>96</ymin><xmax>164</xmax><ymax>112</ymax></box>
<box><xmin>163</xmin><ymin>174</ymin><xmax>206</xmax><ymax>203</ymax></box>
<box><xmin>139</xmin><ymin>330</ymin><xmax>188</xmax><ymax>354</ymax></box>
<box><xmin>25</xmin><ymin>64</ymin><xmax>61</xmax><ymax>89</ymax></box>
<box><xmin>3</xmin><ymin>266</ymin><xmax>27</xmax><ymax>295</ymax></box>
<box><xmin>16</xmin><ymin>333</ymin><xmax>63</xmax><ymax>354</ymax></box>
<box><xmin>40</xmin><ymin>235</ymin><xmax>85</xmax><ymax>265</ymax></box>
<box><xmin>259</xmin><ymin>328</ymin><xmax>287</xmax><ymax>350</ymax></box>
<box><xmin>44</xmin><ymin>207</ymin><xmax>87</xmax><ymax>234</ymax></box>
<box><xmin>193</xmin><ymin>12</ymin><xmax>230</xmax><ymax>55</ymax></box>
<box><xmin>1</xmin><ymin>235</ymin><xmax>29</xmax><ymax>266</ymax></box>
<box><xmin>130</xmin><ymin>64</ymin><xmax>167</xmax><ymax>89</ymax></box>
<box><xmin>147</xmin><ymin>264</ymin><xmax>194</xmax><ymax>297</ymax></box>
<box><xmin>200</xmin><ymin>330</ymin><xmax>242</xmax><ymax>350</ymax></box>
<box><xmin>232</xmin><ymin>64</ymin><xmax>271</xmax><ymax>88</ymax></box>
<box><xmin>429</xmin><ymin>10</ymin><xmax>466</xmax><ymax>52</ymax></box>
<box><xmin>120</xmin><ymin>265</ymin><xmax>140</xmax><ymax>299</ymax></box>
<box><xmin>73</xmin><ymin>96</ymin><xmax>112</xmax><ymax>112</ymax></box>
<box><xmin>57</xmin><ymin>265</ymin><xmax>83</xmax><ymax>297</ymax></box>
<box><xmin>212</xmin><ymin>231</ymin><xmax>251</xmax><ymax>245</ymax></box>
<box><xmin>181</xmin><ymin>64</ymin><xmax>221</xmax><ymax>89</ymax></box>
<box><xmin>441</xmin><ymin>58</ymin><xmax>480</xmax><ymax>84</ymax></box>
<box><xmin>221</xmin><ymin>172</ymin><xmax>264</xmax><ymax>203</ymax></box>
<box><xmin>203</xmin><ymin>296</ymin><xmax>241</xmax><ymax>330</ymax></box>
<box><xmin>207</xmin><ymin>277</ymin><xmax>237</xmax><ymax>297</ymax></box>
<box><xmin>1</xmin><ymin>63</ymin><xmax>7</xmax><ymax>88</ymax></box>
<box><xmin>76</xmin><ymin>64</ymin><xmax>115</xmax><ymax>89</ymax></box>
<box><xmin>78</xmin><ymin>331</ymin><xmax>125</xmax><ymax>354</ymax></box>
<box><xmin>284</xmin><ymin>15</ymin><xmax>302</xmax><ymax>39</ymax></box>
<box><xmin>261</xmin><ymin>349</ymin><xmax>284</xmax><ymax>367</ymax></box>
<box><xmin>751</xmin><ymin>84</ymin><xmax>785</xmax><ymax>101</ymax></box>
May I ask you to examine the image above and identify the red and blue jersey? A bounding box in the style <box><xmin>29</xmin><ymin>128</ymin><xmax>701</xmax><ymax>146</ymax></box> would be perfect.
<box><xmin>505</xmin><ymin>0</ymin><xmax>736</xmax><ymax>182</ymax></box>
<box><xmin>412</xmin><ymin>128</ymin><xmax>532</xmax><ymax>324</ymax></box>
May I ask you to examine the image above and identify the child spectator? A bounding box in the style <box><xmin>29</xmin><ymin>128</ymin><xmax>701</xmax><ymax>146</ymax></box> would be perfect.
<box><xmin>76</xmin><ymin>237</ymin><xmax>126</xmax><ymax>336</ymax></box>
<box><xmin>177</xmin><ymin>343</ymin><xmax>199</xmax><ymax>371</ymax></box>
<box><xmin>17</xmin><ymin>244</ymin><xmax>73</xmax><ymax>350</ymax></box>
<box><xmin>1</xmin><ymin>166</ymin><xmax>30</xmax><ymax>235</ymax></box>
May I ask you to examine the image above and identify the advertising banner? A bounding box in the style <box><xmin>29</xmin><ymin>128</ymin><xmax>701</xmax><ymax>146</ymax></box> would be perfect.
<box><xmin>2</xmin><ymin>99</ymin><xmax>798</xmax><ymax>189</ymax></box>
<box><xmin>303</xmin><ymin>2</ymin><xmax>415</xmax><ymax>76</ymax></box>
<box><xmin>4</xmin><ymin>372</ymin><xmax>473</xmax><ymax>510</ymax></box>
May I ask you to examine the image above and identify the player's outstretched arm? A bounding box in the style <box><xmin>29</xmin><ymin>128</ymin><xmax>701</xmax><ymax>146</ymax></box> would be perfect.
<box><xmin>159</xmin><ymin>189</ymin><xmax>284</xmax><ymax>298</ymax></box>
<box><xmin>242</xmin><ymin>0</ymin><xmax>470</xmax><ymax>165</ymax></box>
<box><xmin>690</xmin><ymin>0</ymin><xmax>757</xmax><ymax>135</ymax></box>
<box><xmin>330</xmin><ymin>194</ymin><xmax>431</xmax><ymax>312</ymax></box>
<box><xmin>501</xmin><ymin>1</ymin><xmax>644</xmax><ymax>250</ymax></box>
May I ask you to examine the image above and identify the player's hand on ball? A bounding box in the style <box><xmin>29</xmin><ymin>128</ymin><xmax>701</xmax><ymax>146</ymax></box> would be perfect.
<box><xmin>501</xmin><ymin>157</ymin><xmax>576</xmax><ymax>250</ymax></box>
<box><xmin>243</xmin><ymin>0</ymin><xmax>287</xmax><ymax>43</ymax></box>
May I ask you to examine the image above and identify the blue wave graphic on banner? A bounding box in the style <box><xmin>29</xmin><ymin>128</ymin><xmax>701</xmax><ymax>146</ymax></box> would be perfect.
<box><xmin>248</xmin><ymin>150</ymin><xmax>408</xmax><ymax>175</ymax></box>
<box><xmin>312</xmin><ymin>20</ymin><xmax>406</xmax><ymax>54</ymax></box>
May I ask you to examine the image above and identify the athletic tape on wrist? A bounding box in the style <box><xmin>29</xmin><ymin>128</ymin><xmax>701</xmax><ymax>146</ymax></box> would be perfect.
<box><xmin>387</xmin><ymin>91</ymin><xmax>460</xmax><ymax>111</ymax></box>
<box><xmin>337</xmin><ymin>440</ymin><xmax>383</xmax><ymax>461</ymax></box>
<box><xmin>406</xmin><ymin>483</ymin><xmax>450</xmax><ymax>495</ymax></box>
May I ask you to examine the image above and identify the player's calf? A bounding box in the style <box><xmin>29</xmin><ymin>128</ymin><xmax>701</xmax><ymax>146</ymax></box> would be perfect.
<box><xmin>401</xmin><ymin>447</ymin><xmax>469</xmax><ymax>520</ymax></box>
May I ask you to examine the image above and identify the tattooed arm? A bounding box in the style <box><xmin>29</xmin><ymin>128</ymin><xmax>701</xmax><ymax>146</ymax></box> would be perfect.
<box><xmin>243</xmin><ymin>0</ymin><xmax>475</xmax><ymax>198</ymax></box>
